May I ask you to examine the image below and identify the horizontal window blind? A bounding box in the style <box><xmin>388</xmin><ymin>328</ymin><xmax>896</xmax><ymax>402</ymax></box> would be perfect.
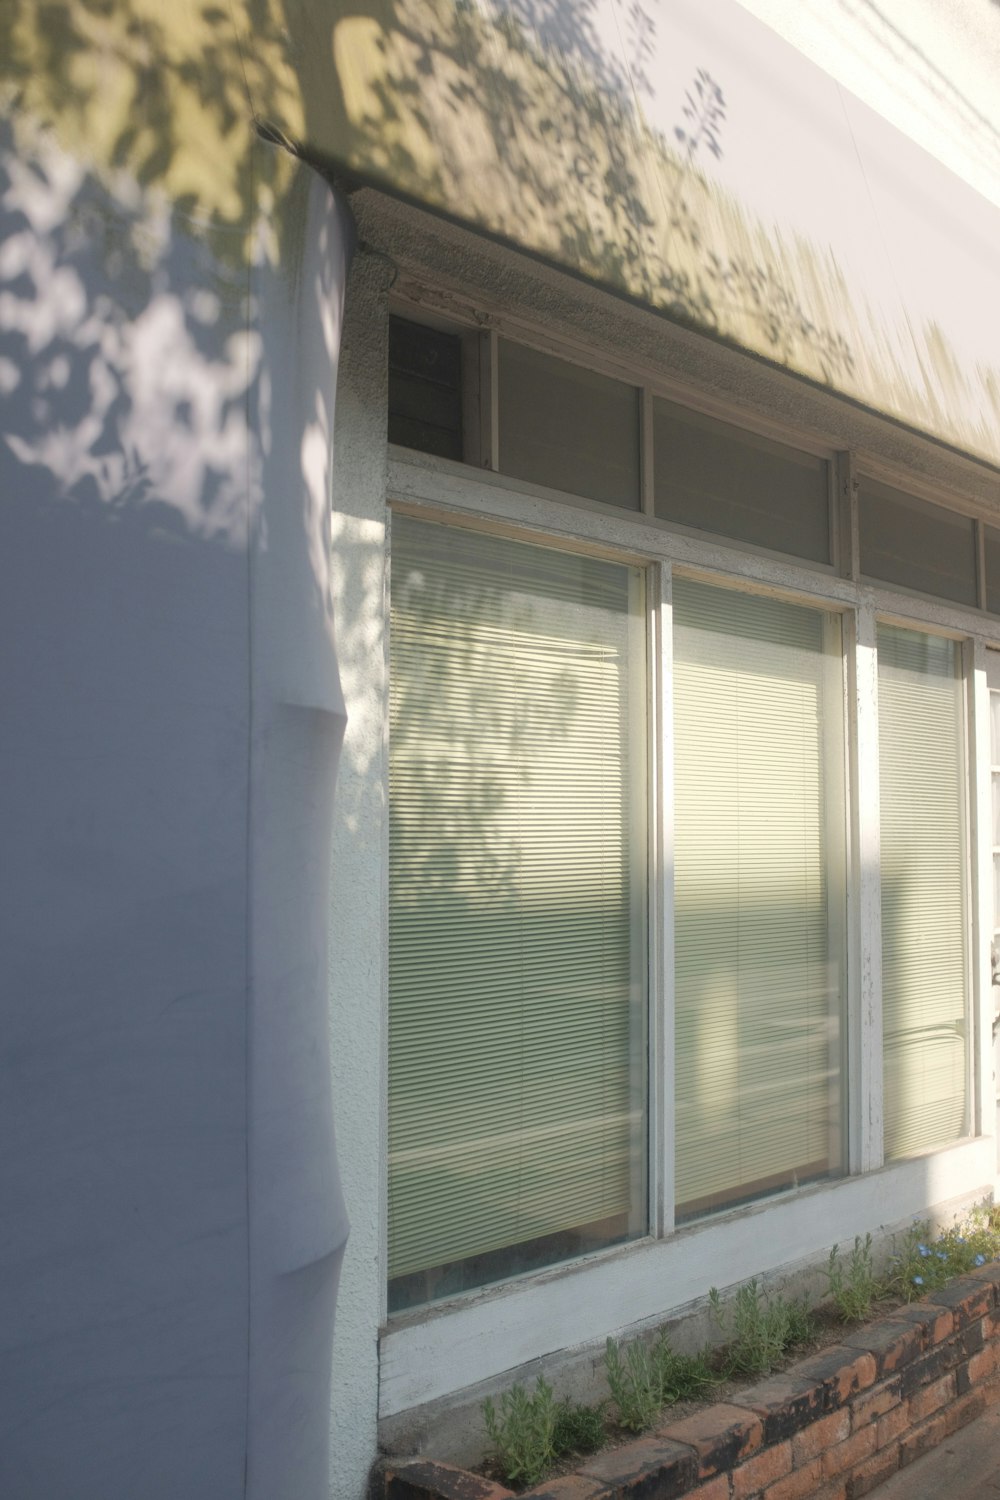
<box><xmin>878</xmin><ymin>625</ymin><xmax>969</xmax><ymax>1160</ymax></box>
<box><xmin>673</xmin><ymin>578</ymin><xmax>846</xmax><ymax>1220</ymax></box>
<box><xmin>389</xmin><ymin>516</ymin><xmax>646</xmax><ymax>1308</ymax></box>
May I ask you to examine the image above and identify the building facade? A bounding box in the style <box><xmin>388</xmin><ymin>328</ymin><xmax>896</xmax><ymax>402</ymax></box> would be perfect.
<box><xmin>3</xmin><ymin>3</ymin><xmax>1000</xmax><ymax>1498</ymax></box>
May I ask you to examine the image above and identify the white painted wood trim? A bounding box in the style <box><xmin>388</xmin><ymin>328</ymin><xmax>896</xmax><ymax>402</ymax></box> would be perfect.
<box><xmin>851</xmin><ymin>601</ymin><xmax>883</xmax><ymax>1174</ymax></box>
<box><xmin>379</xmin><ymin>1136</ymin><xmax>995</xmax><ymax>1415</ymax></box>
<box><xmin>971</xmin><ymin>639</ymin><xmax>993</xmax><ymax>1141</ymax></box>
<box><xmin>650</xmin><ymin>562</ymin><xmax>675</xmax><ymax>1236</ymax></box>
<box><xmin>388</xmin><ymin>451</ymin><xmax>1000</xmax><ymax>647</ymax></box>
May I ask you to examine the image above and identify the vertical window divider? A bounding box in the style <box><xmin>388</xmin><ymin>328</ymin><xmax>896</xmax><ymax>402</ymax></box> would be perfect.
<box><xmin>837</xmin><ymin>451</ymin><xmax>860</xmax><ymax>582</ymax></box>
<box><xmin>640</xmin><ymin>387</ymin><xmax>655</xmax><ymax>518</ymax></box>
<box><xmin>850</xmin><ymin>600</ymin><xmax>884</xmax><ymax>1173</ymax></box>
<box><xmin>969</xmin><ymin>639</ymin><xmax>992</xmax><ymax>1138</ymax></box>
<box><xmin>651</xmin><ymin>560</ymin><xmax>675</xmax><ymax>1236</ymax></box>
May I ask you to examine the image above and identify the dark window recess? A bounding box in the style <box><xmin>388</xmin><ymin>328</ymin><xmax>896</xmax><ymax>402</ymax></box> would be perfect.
<box><xmin>653</xmin><ymin>397</ymin><xmax>831</xmax><ymax>564</ymax></box>
<box><xmin>985</xmin><ymin>525</ymin><xmax>1000</xmax><ymax>615</ymax></box>
<box><xmin>498</xmin><ymin>339</ymin><xmax>641</xmax><ymax>510</ymax></box>
<box><xmin>388</xmin><ymin>316</ymin><xmax>464</xmax><ymax>460</ymax></box>
<box><xmin>859</xmin><ymin>478</ymin><xmax>978</xmax><ymax>607</ymax></box>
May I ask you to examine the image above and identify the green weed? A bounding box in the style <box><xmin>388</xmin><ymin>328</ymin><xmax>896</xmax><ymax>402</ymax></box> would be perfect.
<box><xmin>482</xmin><ymin>1376</ymin><xmax>557</xmax><ymax>1487</ymax></box>
<box><xmin>604</xmin><ymin>1332</ymin><xmax>717</xmax><ymax>1432</ymax></box>
<box><xmin>826</xmin><ymin>1234</ymin><xmax>882</xmax><ymax>1322</ymax></box>
<box><xmin>710</xmin><ymin>1278</ymin><xmax>814</xmax><ymax>1378</ymax></box>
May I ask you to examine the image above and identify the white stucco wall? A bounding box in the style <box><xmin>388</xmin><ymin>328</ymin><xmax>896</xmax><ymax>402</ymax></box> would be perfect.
<box><xmin>0</xmin><ymin>119</ymin><xmax>352</xmax><ymax>1499</ymax></box>
<box><xmin>737</xmin><ymin>0</ymin><xmax>1000</xmax><ymax>207</ymax></box>
<box><xmin>327</xmin><ymin>249</ymin><xmax>391</xmax><ymax>1500</ymax></box>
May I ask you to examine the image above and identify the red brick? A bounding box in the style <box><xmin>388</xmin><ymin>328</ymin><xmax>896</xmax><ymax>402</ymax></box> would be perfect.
<box><xmin>731</xmin><ymin>1442</ymin><xmax>792</xmax><ymax>1498</ymax></box>
<box><xmin>734</xmin><ymin>1350</ymin><xmax>875</xmax><ymax>1445</ymax></box>
<box><xmin>889</xmin><ymin>1302</ymin><xmax>954</xmax><ymax>1347</ymax></box>
<box><xmin>967</xmin><ymin>1260</ymin><xmax>1000</xmax><ymax>1300</ymax></box>
<box><xmin>965</xmin><ymin>1344</ymin><xmax>1000</xmax><ymax>1386</ymax></box>
<box><xmin>907</xmin><ymin>1370</ymin><xmax>956</xmax><ymax>1423</ymax></box>
<box><xmin>759</xmin><ymin>1455</ymin><xmax>824</xmax><ymax>1500</ymax></box>
<box><xmin>840</xmin><ymin>1318</ymin><xmax>922</xmax><ymax>1377</ymax></box>
<box><xmin>579</xmin><ymin>1435</ymin><xmax>698</xmax><ymax>1497</ymax></box>
<box><xmin>898</xmin><ymin>1411</ymin><xmax>949</xmax><ymax>1468</ymax></box>
<box><xmin>790</xmin><ymin>1410</ymin><xmax>849</xmax><ymax>1465</ymax></box>
<box><xmin>846</xmin><ymin>1445</ymin><xmax>900</xmax><ymax>1498</ymax></box>
<box><xmin>385</xmin><ymin>1459</ymin><xmax>515</xmax><ymax>1500</ymax></box>
<box><xmin>689</xmin><ymin>1476</ymin><xmax>731</xmax><ymax>1500</ymax></box>
<box><xmin>661</xmin><ymin>1403</ymin><xmax>762</xmax><ymax>1477</ymax></box>
<box><xmin>942</xmin><ymin>1387</ymin><xmax>988</xmax><ymax>1439</ymax></box>
<box><xmin>520</xmin><ymin>1478</ymin><xmax>611</xmax><ymax>1500</ymax></box>
<box><xmin>873</xmin><ymin>1403</ymin><xmax>909</xmax><ymax>1450</ymax></box>
<box><xmin>821</xmin><ymin>1426</ymin><xmax>876</xmax><ymax>1481</ymax></box>
<box><xmin>850</xmin><ymin>1378</ymin><xmax>901</xmax><ymax>1429</ymax></box>
<box><xmin>925</xmin><ymin>1278</ymin><xmax>993</xmax><ymax>1328</ymax></box>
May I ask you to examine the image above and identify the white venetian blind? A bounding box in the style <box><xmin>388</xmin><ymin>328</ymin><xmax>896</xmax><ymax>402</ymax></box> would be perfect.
<box><xmin>388</xmin><ymin>516</ymin><xmax>646</xmax><ymax>1305</ymax></box>
<box><xmin>673</xmin><ymin>578</ymin><xmax>846</xmax><ymax>1220</ymax></box>
<box><xmin>878</xmin><ymin>625</ymin><xmax>969</xmax><ymax>1160</ymax></box>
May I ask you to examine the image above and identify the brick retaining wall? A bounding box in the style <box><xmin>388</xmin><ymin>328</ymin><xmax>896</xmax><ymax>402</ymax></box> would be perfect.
<box><xmin>382</xmin><ymin>1263</ymin><xmax>1000</xmax><ymax>1500</ymax></box>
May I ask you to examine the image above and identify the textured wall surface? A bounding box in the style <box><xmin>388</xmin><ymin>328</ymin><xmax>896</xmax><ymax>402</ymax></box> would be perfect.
<box><xmin>0</xmin><ymin>120</ymin><xmax>351</xmax><ymax>1498</ymax></box>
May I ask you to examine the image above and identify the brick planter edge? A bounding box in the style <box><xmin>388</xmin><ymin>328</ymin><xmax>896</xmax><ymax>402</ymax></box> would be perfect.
<box><xmin>381</xmin><ymin>1264</ymin><xmax>1000</xmax><ymax>1500</ymax></box>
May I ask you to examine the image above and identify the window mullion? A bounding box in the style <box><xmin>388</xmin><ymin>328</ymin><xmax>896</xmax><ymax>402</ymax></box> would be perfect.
<box><xmin>970</xmin><ymin>639</ymin><xmax>993</xmax><ymax>1140</ymax></box>
<box><xmin>851</xmin><ymin>600</ymin><xmax>884</xmax><ymax>1174</ymax></box>
<box><xmin>653</xmin><ymin>561</ymin><xmax>675</xmax><ymax>1236</ymax></box>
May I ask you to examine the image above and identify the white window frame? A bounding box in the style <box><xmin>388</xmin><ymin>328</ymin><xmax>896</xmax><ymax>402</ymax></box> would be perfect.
<box><xmin>377</xmin><ymin>426</ymin><xmax>998</xmax><ymax>1417</ymax></box>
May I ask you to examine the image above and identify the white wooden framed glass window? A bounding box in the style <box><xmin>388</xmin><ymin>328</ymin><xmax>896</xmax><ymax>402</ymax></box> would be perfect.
<box><xmin>672</xmin><ymin>576</ymin><xmax>848</xmax><ymax>1220</ymax></box>
<box><xmin>387</xmin><ymin>515</ymin><xmax>649</xmax><ymax>1311</ymax></box>
<box><xmin>878</xmin><ymin>624</ymin><xmax>971</xmax><ymax>1159</ymax></box>
<box><xmin>381</xmin><ymin>310</ymin><xmax>997</xmax><ymax>1322</ymax></box>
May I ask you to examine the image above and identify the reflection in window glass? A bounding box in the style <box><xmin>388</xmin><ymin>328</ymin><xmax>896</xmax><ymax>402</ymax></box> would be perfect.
<box><xmin>860</xmin><ymin>480</ymin><xmax>977</xmax><ymax>606</ymax></box>
<box><xmin>388</xmin><ymin>517</ymin><xmax>647</xmax><ymax>1311</ymax></box>
<box><xmin>497</xmin><ymin>340</ymin><xmax>640</xmax><ymax>509</ymax></box>
<box><xmin>673</xmin><ymin>578</ymin><xmax>847</xmax><ymax>1221</ymax></box>
<box><xmin>653</xmin><ymin>399</ymin><xmax>830</xmax><ymax>563</ymax></box>
<box><xmin>388</xmin><ymin>316</ymin><xmax>464</xmax><ymax>460</ymax></box>
<box><xmin>878</xmin><ymin>625</ymin><xmax>968</xmax><ymax>1159</ymax></box>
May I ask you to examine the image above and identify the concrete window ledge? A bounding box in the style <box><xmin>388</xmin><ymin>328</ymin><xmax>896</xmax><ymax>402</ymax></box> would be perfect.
<box><xmin>380</xmin><ymin>1264</ymin><xmax>1000</xmax><ymax>1500</ymax></box>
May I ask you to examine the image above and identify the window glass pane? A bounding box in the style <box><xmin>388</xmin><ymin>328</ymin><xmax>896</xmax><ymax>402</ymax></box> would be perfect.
<box><xmin>388</xmin><ymin>316</ymin><xmax>464</xmax><ymax>460</ymax></box>
<box><xmin>497</xmin><ymin>340</ymin><xmax>640</xmax><ymax>509</ymax></box>
<box><xmin>653</xmin><ymin>399</ymin><xmax>830</xmax><ymax>563</ymax></box>
<box><xmin>673</xmin><ymin>579</ymin><xmax>846</xmax><ymax>1221</ymax></box>
<box><xmin>388</xmin><ymin>516</ymin><xmax>647</xmax><ymax>1311</ymax></box>
<box><xmin>860</xmin><ymin>479</ymin><xmax>977</xmax><ymax>606</ymax></box>
<box><xmin>878</xmin><ymin>625</ymin><xmax>969</xmax><ymax>1159</ymax></box>
<box><xmin>985</xmin><ymin>525</ymin><xmax>1000</xmax><ymax>616</ymax></box>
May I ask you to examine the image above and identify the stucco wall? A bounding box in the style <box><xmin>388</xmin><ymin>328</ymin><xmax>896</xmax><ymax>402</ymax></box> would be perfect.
<box><xmin>737</xmin><ymin>0</ymin><xmax>1000</xmax><ymax>208</ymax></box>
<box><xmin>0</xmin><ymin>121</ymin><xmax>352</xmax><ymax>1499</ymax></box>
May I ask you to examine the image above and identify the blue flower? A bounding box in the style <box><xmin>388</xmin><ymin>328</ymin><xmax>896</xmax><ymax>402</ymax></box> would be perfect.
<box><xmin>918</xmin><ymin>1245</ymin><xmax>930</xmax><ymax>1257</ymax></box>
<box><xmin>975</xmin><ymin>1254</ymin><xmax>986</xmax><ymax>1266</ymax></box>
<box><xmin>913</xmin><ymin>1276</ymin><xmax>924</xmax><ymax>1286</ymax></box>
<box><xmin>937</xmin><ymin>1251</ymin><xmax>948</xmax><ymax>1261</ymax></box>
